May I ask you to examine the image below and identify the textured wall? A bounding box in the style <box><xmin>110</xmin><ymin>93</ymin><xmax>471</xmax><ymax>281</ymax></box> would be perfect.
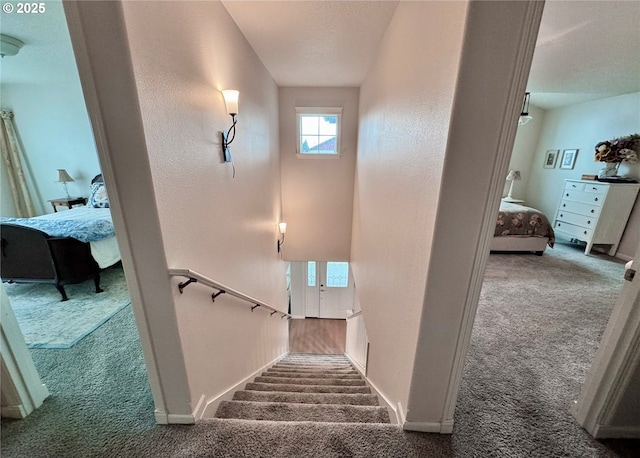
<box><xmin>279</xmin><ymin>87</ymin><xmax>359</xmax><ymax>262</ymax></box>
<box><xmin>121</xmin><ymin>0</ymin><xmax>289</xmax><ymax>414</ymax></box>
<box><xmin>351</xmin><ymin>0</ymin><xmax>468</xmax><ymax>417</ymax></box>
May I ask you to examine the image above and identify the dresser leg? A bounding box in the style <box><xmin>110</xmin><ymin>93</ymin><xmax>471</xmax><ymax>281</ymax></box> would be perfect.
<box><xmin>608</xmin><ymin>244</ymin><xmax>618</xmax><ymax>256</ymax></box>
<box><xmin>585</xmin><ymin>242</ymin><xmax>593</xmax><ymax>255</ymax></box>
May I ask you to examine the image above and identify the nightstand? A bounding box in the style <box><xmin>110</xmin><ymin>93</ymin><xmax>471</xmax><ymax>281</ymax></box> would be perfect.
<box><xmin>48</xmin><ymin>197</ymin><xmax>88</xmax><ymax>212</ymax></box>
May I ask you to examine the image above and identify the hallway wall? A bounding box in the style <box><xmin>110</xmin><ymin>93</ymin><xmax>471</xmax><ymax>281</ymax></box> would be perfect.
<box><xmin>120</xmin><ymin>1</ymin><xmax>289</xmax><ymax>414</ymax></box>
<box><xmin>279</xmin><ymin>87</ymin><xmax>359</xmax><ymax>261</ymax></box>
<box><xmin>351</xmin><ymin>0</ymin><xmax>468</xmax><ymax>419</ymax></box>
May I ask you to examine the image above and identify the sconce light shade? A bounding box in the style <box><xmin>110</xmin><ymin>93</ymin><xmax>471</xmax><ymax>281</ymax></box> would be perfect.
<box><xmin>55</xmin><ymin>169</ymin><xmax>74</xmax><ymax>198</ymax></box>
<box><xmin>518</xmin><ymin>92</ymin><xmax>532</xmax><ymax>126</ymax></box>
<box><xmin>277</xmin><ymin>222</ymin><xmax>287</xmax><ymax>253</ymax></box>
<box><xmin>0</xmin><ymin>34</ymin><xmax>24</xmax><ymax>58</ymax></box>
<box><xmin>222</xmin><ymin>90</ymin><xmax>239</xmax><ymax>115</ymax></box>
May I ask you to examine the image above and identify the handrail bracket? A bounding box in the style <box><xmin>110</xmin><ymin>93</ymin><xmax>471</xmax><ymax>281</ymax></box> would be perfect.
<box><xmin>211</xmin><ymin>290</ymin><xmax>226</xmax><ymax>302</ymax></box>
<box><xmin>251</xmin><ymin>304</ymin><xmax>260</xmax><ymax>311</ymax></box>
<box><xmin>178</xmin><ymin>277</ymin><xmax>197</xmax><ymax>294</ymax></box>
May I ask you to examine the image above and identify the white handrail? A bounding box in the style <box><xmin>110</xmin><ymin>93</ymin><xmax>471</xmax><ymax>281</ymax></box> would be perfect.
<box><xmin>168</xmin><ymin>268</ymin><xmax>291</xmax><ymax>318</ymax></box>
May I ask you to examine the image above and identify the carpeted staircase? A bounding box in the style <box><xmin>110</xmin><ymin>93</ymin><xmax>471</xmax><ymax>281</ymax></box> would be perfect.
<box><xmin>215</xmin><ymin>353</ymin><xmax>390</xmax><ymax>424</ymax></box>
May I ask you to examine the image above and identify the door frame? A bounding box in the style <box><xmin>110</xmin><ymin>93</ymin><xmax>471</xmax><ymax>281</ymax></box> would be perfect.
<box><xmin>570</xmin><ymin>242</ymin><xmax>640</xmax><ymax>438</ymax></box>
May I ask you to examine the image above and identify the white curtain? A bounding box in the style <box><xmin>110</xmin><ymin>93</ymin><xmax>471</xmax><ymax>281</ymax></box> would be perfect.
<box><xmin>0</xmin><ymin>110</ymin><xmax>35</xmax><ymax>217</ymax></box>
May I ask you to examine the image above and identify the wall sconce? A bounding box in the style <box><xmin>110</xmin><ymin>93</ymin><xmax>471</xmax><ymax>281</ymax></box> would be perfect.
<box><xmin>221</xmin><ymin>89</ymin><xmax>239</xmax><ymax>162</ymax></box>
<box><xmin>503</xmin><ymin>170</ymin><xmax>521</xmax><ymax>202</ymax></box>
<box><xmin>55</xmin><ymin>169</ymin><xmax>74</xmax><ymax>199</ymax></box>
<box><xmin>277</xmin><ymin>222</ymin><xmax>287</xmax><ymax>253</ymax></box>
<box><xmin>518</xmin><ymin>92</ymin><xmax>532</xmax><ymax>126</ymax></box>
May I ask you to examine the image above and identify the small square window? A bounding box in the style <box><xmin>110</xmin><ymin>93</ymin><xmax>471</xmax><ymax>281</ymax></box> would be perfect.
<box><xmin>296</xmin><ymin>107</ymin><xmax>342</xmax><ymax>156</ymax></box>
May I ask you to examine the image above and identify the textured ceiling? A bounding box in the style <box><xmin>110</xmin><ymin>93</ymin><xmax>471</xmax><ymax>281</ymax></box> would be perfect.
<box><xmin>1</xmin><ymin>1</ymin><xmax>638</xmax><ymax>111</ymax></box>
<box><xmin>528</xmin><ymin>0</ymin><xmax>640</xmax><ymax>109</ymax></box>
<box><xmin>221</xmin><ymin>0</ymin><xmax>399</xmax><ymax>87</ymax></box>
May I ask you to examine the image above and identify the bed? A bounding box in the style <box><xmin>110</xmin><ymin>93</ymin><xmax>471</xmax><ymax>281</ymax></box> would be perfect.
<box><xmin>490</xmin><ymin>201</ymin><xmax>555</xmax><ymax>255</ymax></box>
<box><xmin>1</xmin><ymin>174</ymin><xmax>121</xmax><ymax>300</ymax></box>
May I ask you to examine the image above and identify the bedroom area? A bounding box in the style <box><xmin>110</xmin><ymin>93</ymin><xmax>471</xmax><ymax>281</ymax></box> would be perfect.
<box><xmin>462</xmin><ymin>1</ymin><xmax>639</xmax><ymax>450</ymax></box>
<box><xmin>0</xmin><ymin>0</ymin><xmax>151</xmax><ymax>427</ymax></box>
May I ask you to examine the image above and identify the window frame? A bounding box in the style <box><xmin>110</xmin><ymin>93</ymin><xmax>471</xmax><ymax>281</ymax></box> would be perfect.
<box><xmin>295</xmin><ymin>107</ymin><xmax>343</xmax><ymax>158</ymax></box>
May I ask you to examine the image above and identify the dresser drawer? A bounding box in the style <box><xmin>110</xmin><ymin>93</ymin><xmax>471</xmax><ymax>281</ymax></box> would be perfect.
<box><xmin>554</xmin><ymin>220</ymin><xmax>593</xmax><ymax>240</ymax></box>
<box><xmin>564</xmin><ymin>181</ymin><xmax>585</xmax><ymax>191</ymax></box>
<box><xmin>555</xmin><ymin>210</ymin><xmax>596</xmax><ymax>228</ymax></box>
<box><xmin>583</xmin><ymin>183</ymin><xmax>607</xmax><ymax>194</ymax></box>
<box><xmin>558</xmin><ymin>199</ymin><xmax>601</xmax><ymax>217</ymax></box>
<box><xmin>562</xmin><ymin>190</ymin><xmax>604</xmax><ymax>206</ymax></box>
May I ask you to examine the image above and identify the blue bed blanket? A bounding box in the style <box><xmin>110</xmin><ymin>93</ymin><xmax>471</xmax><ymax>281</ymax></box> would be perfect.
<box><xmin>1</xmin><ymin>215</ymin><xmax>115</xmax><ymax>243</ymax></box>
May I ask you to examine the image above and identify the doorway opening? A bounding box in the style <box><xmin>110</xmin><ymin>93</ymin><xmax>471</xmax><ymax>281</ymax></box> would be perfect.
<box><xmin>288</xmin><ymin>261</ymin><xmax>354</xmax><ymax>354</ymax></box>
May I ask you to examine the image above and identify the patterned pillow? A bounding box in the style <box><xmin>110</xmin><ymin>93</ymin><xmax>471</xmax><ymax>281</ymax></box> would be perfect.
<box><xmin>88</xmin><ymin>182</ymin><xmax>110</xmax><ymax>208</ymax></box>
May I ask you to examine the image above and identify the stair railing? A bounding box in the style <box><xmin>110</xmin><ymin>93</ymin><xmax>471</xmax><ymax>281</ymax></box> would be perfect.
<box><xmin>169</xmin><ymin>268</ymin><xmax>291</xmax><ymax>319</ymax></box>
<box><xmin>346</xmin><ymin>310</ymin><xmax>369</xmax><ymax>375</ymax></box>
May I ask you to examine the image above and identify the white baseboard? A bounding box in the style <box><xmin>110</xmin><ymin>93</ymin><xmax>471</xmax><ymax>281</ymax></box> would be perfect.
<box><xmin>199</xmin><ymin>352</ymin><xmax>288</xmax><ymax>419</ymax></box>
<box><xmin>192</xmin><ymin>394</ymin><xmax>206</xmax><ymax>420</ymax></box>
<box><xmin>593</xmin><ymin>424</ymin><xmax>640</xmax><ymax>439</ymax></box>
<box><xmin>403</xmin><ymin>419</ymin><xmax>454</xmax><ymax>434</ymax></box>
<box><xmin>403</xmin><ymin>421</ymin><xmax>444</xmax><ymax>433</ymax></box>
<box><xmin>1</xmin><ymin>404</ymin><xmax>27</xmax><ymax>419</ymax></box>
<box><xmin>345</xmin><ymin>352</ymin><xmax>400</xmax><ymax>425</ymax></box>
<box><xmin>154</xmin><ymin>410</ymin><xmax>195</xmax><ymax>425</ymax></box>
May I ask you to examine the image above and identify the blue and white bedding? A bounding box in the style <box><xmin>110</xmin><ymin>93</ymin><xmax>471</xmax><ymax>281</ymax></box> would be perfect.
<box><xmin>2</xmin><ymin>207</ymin><xmax>121</xmax><ymax>268</ymax></box>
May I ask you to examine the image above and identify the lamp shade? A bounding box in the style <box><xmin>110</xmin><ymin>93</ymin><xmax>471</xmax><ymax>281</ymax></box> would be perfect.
<box><xmin>222</xmin><ymin>90</ymin><xmax>239</xmax><ymax>115</ymax></box>
<box><xmin>506</xmin><ymin>170</ymin><xmax>521</xmax><ymax>181</ymax></box>
<box><xmin>278</xmin><ymin>222</ymin><xmax>287</xmax><ymax>234</ymax></box>
<box><xmin>55</xmin><ymin>169</ymin><xmax>74</xmax><ymax>183</ymax></box>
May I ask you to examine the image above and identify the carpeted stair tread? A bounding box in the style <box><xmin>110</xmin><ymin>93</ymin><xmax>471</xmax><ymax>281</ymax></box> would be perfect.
<box><xmin>263</xmin><ymin>371</ymin><xmax>363</xmax><ymax>379</ymax></box>
<box><xmin>254</xmin><ymin>376</ymin><xmax>366</xmax><ymax>386</ymax></box>
<box><xmin>215</xmin><ymin>400</ymin><xmax>390</xmax><ymax>423</ymax></box>
<box><xmin>269</xmin><ymin>365</ymin><xmax>359</xmax><ymax>374</ymax></box>
<box><xmin>245</xmin><ymin>382</ymin><xmax>372</xmax><ymax>394</ymax></box>
<box><xmin>233</xmin><ymin>390</ymin><xmax>380</xmax><ymax>406</ymax></box>
<box><xmin>271</xmin><ymin>364</ymin><xmax>357</xmax><ymax>371</ymax></box>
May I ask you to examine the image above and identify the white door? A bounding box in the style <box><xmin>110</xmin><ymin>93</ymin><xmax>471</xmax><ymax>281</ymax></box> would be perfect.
<box><xmin>299</xmin><ymin>261</ymin><xmax>354</xmax><ymax>319</ymax></box>
<box><xmin>318</xmin><ymin>261</ymin><xmax>353</xmax><ymax>319</ymax></box>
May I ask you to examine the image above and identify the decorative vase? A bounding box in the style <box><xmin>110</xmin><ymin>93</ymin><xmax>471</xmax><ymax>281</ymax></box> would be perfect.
<box><xmin>598</xmin><ymin>162</ymin><xmax>620</xmax><ymax>178</ymax></box>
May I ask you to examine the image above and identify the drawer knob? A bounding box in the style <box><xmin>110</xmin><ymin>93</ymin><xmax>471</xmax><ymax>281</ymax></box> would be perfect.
<box><xmin>587</xmin><ymin>221</ymin><xmax>591</xmax><ymax>225</ymax></box>
<box><xmin>560</xmin><ymin>213</ymin><xmax>563</xmax><ymax>217</ymax></box>
<box><xmin>572</xmin><ymin>185</ymin><xmax>577</xmax><ymax>188</ymax></box>
<box><xmin>563</xmin><ymin>204</ymin><xmax>566</xmax><ymax>207</ymax></box>
<box><xmin>584</xmin><ymin>231</ymin><xmax>588</xmax><ymax>235</ymax></box>
<box><xmin>592</xmin><ymin>187</ymin><xmax>598</xmax><ymax>190</ymax></box>
<box><xmin>591</xmin><ymin>209</ymin><xmax>595</xmax><ymax>213</ymax></box>
<box><xmin>566</xmin><ymin>193</ymin><xmax>570</xmax><ymax>197</ymax></box>
<box><xmin>594</xmin><ymin>197</ymin><xmax>599</xmax><ymax>202</ymax></box>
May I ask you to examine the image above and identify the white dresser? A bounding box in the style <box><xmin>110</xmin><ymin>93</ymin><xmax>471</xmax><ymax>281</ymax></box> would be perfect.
<box><xmin>553</xmin><ymin>179</ymin><xmax>640</xmax><ymax>255</ymax></box>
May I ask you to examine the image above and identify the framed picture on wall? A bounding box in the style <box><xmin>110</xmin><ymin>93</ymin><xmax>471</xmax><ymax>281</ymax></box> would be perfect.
<box><xmin>543</xmin><ymin>149</ymin><xmax>559</xmax><ymax>169</ymax></box>
<box><xmin>560</xmin><ymin>149</ymin><xmax>579</xmax><ymax>169</ymax></box>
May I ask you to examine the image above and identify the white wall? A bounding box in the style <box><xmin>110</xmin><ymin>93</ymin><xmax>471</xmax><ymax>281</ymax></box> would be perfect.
<box><xmin>0</xmin><ymin>0</ymin><xmax>100</xmax><ymax>217</ymax></box>
<box><xmin>120</xmin><ymin>1</ymin><xmax>288</xmax><ymax>415</ymax></box>
<box><xmin>352</xmin><ymin>1</ymin><xmax>468</xmax><ymax>419</ymax></box>
<box><xmin>279</xmin><ymin>87</ymin><xmax>358</xmax><ymax>261</ymax></box>
<box><xmin>524</xmin><ymin>92</ymin><xmax>640</xmax><ymax>259</ymax></box>
<box><xmin>504</xmin><ymin>105</ymin><xmax>546</xmax><ymax>200</ymax></box>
